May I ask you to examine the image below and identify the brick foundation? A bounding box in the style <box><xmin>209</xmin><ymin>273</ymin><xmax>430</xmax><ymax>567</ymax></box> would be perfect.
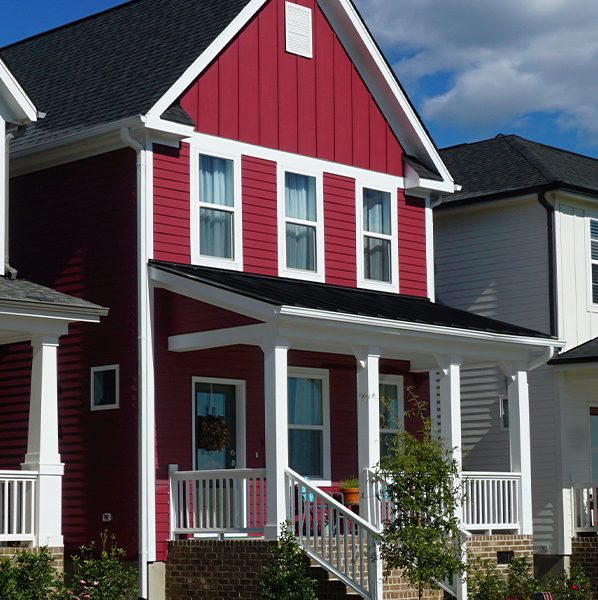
<box><xmin>571</xmin><ymin>536</ymin><xmax>598</xmax><ymax>599</ymax></box>
<box><xmin>467</xmin><ymin>534</ymin><xmax>533</xmax><ymax>571</ymax></box>
<box><xmin>0</xmin><ymin>546</ymin><xmax>64</xmax><ymax>571</ymax></box>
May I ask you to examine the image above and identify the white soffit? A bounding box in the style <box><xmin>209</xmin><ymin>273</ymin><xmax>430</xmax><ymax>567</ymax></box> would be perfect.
<box><xmin>0</xmin><ymin>58</ymin><xmax>37</xmax><ymax>124</ymax></box>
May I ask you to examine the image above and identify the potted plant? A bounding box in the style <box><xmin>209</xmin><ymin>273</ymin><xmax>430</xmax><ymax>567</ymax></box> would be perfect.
<box><xmin>339</xmin><ymin>477</ymin><xmax>360</xmax><ymax>506</ymax></box>
<box><xmin>196</xmin><ymin>414</ymin><xmax>231</xmax><ymax>452</ymax></box>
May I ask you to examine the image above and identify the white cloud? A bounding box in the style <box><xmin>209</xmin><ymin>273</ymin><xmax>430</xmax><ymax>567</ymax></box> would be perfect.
<box><xmin>354</xmin><ymin>0</ymin><xmax>598</xmax><ymax>143</ymax></box>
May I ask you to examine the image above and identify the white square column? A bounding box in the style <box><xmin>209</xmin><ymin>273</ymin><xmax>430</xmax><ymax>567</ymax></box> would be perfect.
<box><xmin>503</xmin><ymin>363</ymin><xmax>533</xmax><ymax>535</ymax></box>
<box><xmin>261</xmin><ymin>338</ymin><xmax>289</xmax><ymax>540</ymax></box>
<box><xmin>355</xmin><ymin>348</ymin><xmax>380</xmax><ymax>523</ymax></box>
<box><xmin>21</xmin><ymin>334</ymin><xmax>64</xmax><ymax>548</ymax></box>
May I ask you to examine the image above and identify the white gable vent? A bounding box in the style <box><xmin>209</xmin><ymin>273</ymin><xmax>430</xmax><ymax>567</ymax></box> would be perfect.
<box><xmin>285</xmin><ymin>2</ymin><xmax>313</xmax><ymax>59</ymax></box>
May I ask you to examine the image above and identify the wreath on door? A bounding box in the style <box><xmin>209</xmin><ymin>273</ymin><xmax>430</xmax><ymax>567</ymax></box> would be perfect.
<box><xmin>197</xmin><ymin>414</ymin><xmax>231</xmax><ymax>452</ymax></box>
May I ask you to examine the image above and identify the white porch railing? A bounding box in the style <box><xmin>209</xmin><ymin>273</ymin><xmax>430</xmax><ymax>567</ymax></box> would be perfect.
<box><xmin>169</xmin><ymin>466</ymin><xmax>267</xmax><ymax>536</ymax></box>
<box><xmin>285</xmin><ymin>468</ymin><xmax>382</xmax><ymax>600</ymax></box>
<box><xmin>0</xmin><ymin>471</ymin><xmax>37</xmax><ymax>545</ymax></box>
<box><xmin>572</xmin><ymin>484</ymin><xmax>598</xmax><ymax>533</ymax></box>
<box><xmin>462</xmin><ymin>472</ymin><xmax>521</xmax><ymax>532</ymax></box>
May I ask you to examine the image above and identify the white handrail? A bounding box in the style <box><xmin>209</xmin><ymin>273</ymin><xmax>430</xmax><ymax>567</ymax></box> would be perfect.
<box><xmin>285</xmin><ymin>467</ymin><xmax>382</xmax><ymax>600</ymax></box>
<box><xmin>169</xmin><ymin>466</ymin><xmax>267</xmax><ymax>536</ymax></box>
<box><xmin>0</xmin><ymin>470</ymin><xmax>37</xmax><ymax>544</ymax></box>
<box><xmin>572</xmin><ymin>484</ymin><xmax>598</xmax><ymax>533</ymax></box>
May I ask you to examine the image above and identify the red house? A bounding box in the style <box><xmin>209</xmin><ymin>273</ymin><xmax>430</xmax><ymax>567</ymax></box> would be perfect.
<box><xmin>0</xmin><ymin>1</ymin><xmax>560</xmax><ymax>598</ymax></box>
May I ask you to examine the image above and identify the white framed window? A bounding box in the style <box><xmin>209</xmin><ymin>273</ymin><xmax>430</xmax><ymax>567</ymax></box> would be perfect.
<box><xmin>379</xmin><ymin>375</ymin><xmax>404</xmax><ymax>459</ymax></box>
<box><xmin>499</xmin><ymin>395</ymin><xmax>509</xmax><ymax>430</ymax></box>
<box><xmin>285</xmin><ymin>2</ymin><xmax>313</xmax><ymax>59</ymax></box>
<box><xmin>590</xmin><ymin>219</ymin><xmax>598</xmax><ymax>305</ymax></box>
<box><xmin>356</xmin><ymin>183</ymin><xmax>399</xmax><ymax>291</ymax></box>
<box><xmin>288</xmin><ymin>367</ymin><xmax>331</xmax><ymax>483</ymax></box>
<box><xmin>278</xmin><ymin>167</ymin><xmax>325</xmax><ymax>282</ymax></box>
<box><xmin>90</xmin><ymin>364</ymin><xmax>119</xmax><ymax>411</ymax></box>
<box><xmin>190</xmin><ymin>148</ymin><xmax>243</xmax><ymax>270</ymax></box>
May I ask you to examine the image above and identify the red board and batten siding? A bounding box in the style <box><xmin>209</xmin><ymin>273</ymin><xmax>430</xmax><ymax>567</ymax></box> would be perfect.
<box><xmin>399</xmin><ymin>194</ymin><xmax>428</xmax><ymax>297</ymax></box>
<box><xmin>9</xmin><ymin>149</ymin><xmax>139</xmax><ymax>556</ymax></box>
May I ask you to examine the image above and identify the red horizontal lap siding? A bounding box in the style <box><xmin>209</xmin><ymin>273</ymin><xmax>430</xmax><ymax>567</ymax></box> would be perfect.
<box><xmin>10</xmin><ymin>149</ymin><xmax>139</xmax><ymax>557</ymax></box>
<box><xmin>242</xmin><ymin>156</ymin><xmax>278</xmax><ymax>276</ymax></box>
<box><xmin>398</xmin><ymin>193</ymin><xmax>428</xmax><ymax>298</ymax></box>
<box><xmin>154</xmin><ymin>144</ymin><xmax>191</xmax><ymax>263</ymax></box>
<box><xmin>324</xmin><ymin>173</ymin><xmax>356</xmax><ymax>287</ymax></box>
<box><xmin>179</xmin><ymin>0</ymin><xmax>404</xmax><ymax>175</ymax></box>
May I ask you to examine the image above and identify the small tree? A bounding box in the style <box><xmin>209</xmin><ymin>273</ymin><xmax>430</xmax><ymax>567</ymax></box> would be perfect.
<box><xmin>261</xmin><ymin>521</ymin><xmax>317</xmax><ymax>600</ymax></box>
<box><xmin>377</xmin><ymin>391</ymin><xmax>465</xmax><ymax>599</ymax></box>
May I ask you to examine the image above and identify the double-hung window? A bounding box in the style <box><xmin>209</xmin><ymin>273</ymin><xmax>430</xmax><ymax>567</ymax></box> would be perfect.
<box><xmin>287</xmin><ymin>368</ymin><xmax>330</xmax><ymax>482</ymax></box>
<box><xmin>359</xmin><ymin>186</ymin><xmax>398</xmax><ymax>290</ymax></box>
<box><xmin>279</xmin><ymin>170</ymin><xmax>324</xmax><ymax>281</ymax></box>
<box><xmin>192</xmin><ymin>152</ymin><xmax>242</xmax><ymax>269</ymax></box>
<box><xmin>591</xmin><ymin>219</ymin><xmax>598</xmax><ymax>304</ymax></box>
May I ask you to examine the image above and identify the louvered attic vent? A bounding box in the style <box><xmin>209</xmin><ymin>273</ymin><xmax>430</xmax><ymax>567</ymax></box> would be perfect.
<box><xmin>285</xmin><ymin>2</ymin><xmax>313</xmax><ymax>58</ymax></box>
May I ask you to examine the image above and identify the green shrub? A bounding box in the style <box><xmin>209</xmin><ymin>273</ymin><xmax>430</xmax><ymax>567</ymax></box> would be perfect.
<box><xmin>506</xmin><ymin>556</ymin><xmax>539</xmax><ymax>599</ymax></box>
<box><xmin>261</xmin><ymin>521</ymin><xmax>317</xmax><ymax>600</ymax></box>
<box><xmin>67</xmin><ymin>531</ymin><xmax>137</xmax><ymax>600</ymax></box>
<box><xmin>541</xmin><ymin>566</ymin><xmax>593</xmax><ymax>600</ymax></box>
<box><xmin>468</xmin><ymin>558</ymin><xmax>507</xmax><ymax>600</ymax></box>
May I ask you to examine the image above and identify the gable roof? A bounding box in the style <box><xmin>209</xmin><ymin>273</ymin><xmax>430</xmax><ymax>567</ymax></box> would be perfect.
<box><xmin>548</xmin><ymin>336</ymin><xmax>598</xmax><ymax>365</ymax></box>
<box><xmin>438</xmin><ymin>134</ymin><xmax>598</xmax><ymax>207</ymax></box>
<box><xmin>0</xmin><ymin>58</ymin><xmax>37</xmax><ymax>124</ymax></box>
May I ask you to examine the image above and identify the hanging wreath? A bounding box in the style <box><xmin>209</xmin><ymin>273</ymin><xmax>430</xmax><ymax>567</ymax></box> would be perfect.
<box><xmin>197</xmin><ymin>414</ymin><xmax>231</xmax><ymax>452</ymax></box>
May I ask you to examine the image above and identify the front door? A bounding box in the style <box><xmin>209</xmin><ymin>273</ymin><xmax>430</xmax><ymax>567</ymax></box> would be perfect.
<box><xmin>194</xmin><ymin>380</ymin><xmax>238</xmax><ymax>470</ymax></box>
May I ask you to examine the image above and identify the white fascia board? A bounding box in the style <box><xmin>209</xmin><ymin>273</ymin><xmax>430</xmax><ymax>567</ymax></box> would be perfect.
<box><xmin>0</xmin><ymin>313</ymin><xmax>70</xmax><ymax>336</ymax></box>
<box><xmin>0</xmin><ymin>59</ymin><xmax>37</xmax><ymax>124</ymax></box>
<box><xmin>0</xmin><ymin>301</ymin><xmax>106</xmax><ymax>323</ymax></box>
<box><xmin>169</xmin><ymin>323</ymin><xmax>273</xmax><ymax>352</ymax></box>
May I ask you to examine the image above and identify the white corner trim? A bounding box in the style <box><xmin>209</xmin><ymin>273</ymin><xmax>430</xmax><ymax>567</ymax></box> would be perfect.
<box><xmin>425</xmin><ymin>195</ymin><xmax>435</xmax><ymax>301</ymax></box>
<box><xmin>0</xmin><ymin>58</ymin><xmax>37</xmax><ymax>123</ymax></box>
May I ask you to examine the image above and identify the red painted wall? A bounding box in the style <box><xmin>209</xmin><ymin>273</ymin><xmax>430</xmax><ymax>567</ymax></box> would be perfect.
<box><xmin>398</xmin><ymin>193</ymin><xmax>428</xmax><ymax>297</ymax></box>
<box><xmin>9</xmin><ymin>149</ymin><xmax>139</xmax><ymax>556</ymax></box>
<box><xmin>179</xmin><ymin>0</ymin><xmax>403</xmax><ymax>175</ymax></box>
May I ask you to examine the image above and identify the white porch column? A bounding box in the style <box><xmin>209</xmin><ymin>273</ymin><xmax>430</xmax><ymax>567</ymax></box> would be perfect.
<box><xmin>261</xmin><ymin>338</ymin><xmax>289</xmax><ymax>540</ymax></box>
<box><xmin>504</xmin><ymin>363</ymin><xmax>533</xmax><ymax>535</ymax></box>
<box><xmin>355</xmin><ymin>348</ymin><xmax>380</xmax><ymax>523</ymax></box>
<box><xmin>21</xmin><ymin>334</ymin><xmax>64</xmax><ymax>548</ymax></box>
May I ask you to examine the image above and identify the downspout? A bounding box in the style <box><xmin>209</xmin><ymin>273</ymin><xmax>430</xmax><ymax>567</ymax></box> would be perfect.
<box><xmin>5</xmin><ymin>129</ymin><xmax>17</xmax><ymax>279</ymax></box>
<box><xmin>120</xmin><ymin>127</ymin><xmax>149</xmax><ymax>600</ymax></box>
<box><xmin>538</xmin><ymin>190</ymin><xmax>557</xmax><ymax>337</ymax></box>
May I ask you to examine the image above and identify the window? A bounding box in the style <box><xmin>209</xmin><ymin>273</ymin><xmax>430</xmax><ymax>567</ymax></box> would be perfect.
<box><xmin>91</xmin><ymin>365</ymin><xmax>119</xmax><ymax>410</ymax></box>
<box><xmin>379</xmin><ymin>377</ymin><xmax>404</xmax><ymax>458</ymax></box>
<box><xmin>285</xmin><ymin>2</ymin><xmax>313</xmax><ymax>58</ymax></box>
<box><xmin>499</xmin><ymin>396</ymin><xmax>509</xmax><ymax>430</ymax></box>
<box><xmin>191</xmin><ymin>151</ymin><xmax>242</xmax><ymax>269</ymax></box>
<box><xmin>591</xmin><ymin>219</ymin><xmax>598</xmax><ymax>304</ymax></box>
<box><xmin>279</xmin><ymin>169</ymin><xmax>324</xmax><ymax>281</ymax></box>
<box><xmin>358</xmin><ymin>185</ymin><xmax>398</xmax><ymax>291</ymax></box>
<box><xmin>288</xmin><ymin>368</ymin><xmax>330</xmax><ymax>481</ymax></box>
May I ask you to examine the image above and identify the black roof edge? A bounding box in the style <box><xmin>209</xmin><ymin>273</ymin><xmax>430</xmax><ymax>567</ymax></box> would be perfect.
<box><xmin>548</xmin><ymin>355</ymin><xmax>598</xmax><ymax>366</ymax></box>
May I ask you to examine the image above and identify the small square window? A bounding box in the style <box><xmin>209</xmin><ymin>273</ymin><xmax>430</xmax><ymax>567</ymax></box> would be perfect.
<box><xmin>91</xmin><ymin>365</ymin><xmax>119</xmax><ymax>411</ymax></box>
<box><xmin>499</xmin><ymin>395</ymin><xmax>509</xmax><ymax>430</ymax></box>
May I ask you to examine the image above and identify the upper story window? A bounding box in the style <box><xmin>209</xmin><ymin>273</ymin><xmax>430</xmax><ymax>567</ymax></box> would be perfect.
<box><xmin>279</xmin><ymin>169</ymin><xmax>324</xmax><ymax>282</ymax></box>
<box><xmin>591</xmin><ymin>219</ymin><xmax>598</xmax><ymax>304</ymax></box>
<box><xmin>191</xmin><ymin>150</ymin><xmax>243</xmax><ymax>270</ymax></box>
<box><xmin>358</xmin><ymin>185</ymin><xmax>398</xmax><ymax>291</ymax></box>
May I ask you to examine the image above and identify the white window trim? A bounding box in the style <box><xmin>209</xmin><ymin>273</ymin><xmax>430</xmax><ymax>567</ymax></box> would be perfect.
<box><xmin>288</xmin><ymin>366</ymin><xmax>331</xmax><ymax>485</ymax></box>
<box><xmin>277</xmin><ymin>165</ymin><xmax>325</xmax><ymax>282</ymax></box>
<box><xmin>356</xmin><ymin>182</ymin><xmax>399</xmax><ymax>292</ymax></box>
<box><xmin>588</xmin><ymin>217</ymin><xmax>598</xmax><ymax>308</ymax></box>
<box><xmin>90</xmin><ymin>364</ymin><xmax>120</xmax><ymax>411</ymax></box>
<box><xmin>379</xmin><ymin>374</ymin><xmax>404</xmax><ymax>437</ymax></box>
<box><xmin>191</xmin><ymin>376</ymin><xmax>247</xmax><ymax>470</ymax></box>
<box><xmin>189</xmin><ymin>145</ymin><xmax>243</xmax><ymax>271</ymax></box>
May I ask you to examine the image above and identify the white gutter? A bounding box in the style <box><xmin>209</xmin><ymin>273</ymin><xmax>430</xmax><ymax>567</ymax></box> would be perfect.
<box><xmin>120</xmin><ymin>127</ymin><xmax>155</xmax><ymax>600</ymax></box>
<box><xmin>528</xmin><ymin>345</ymin><xmax>555</xmax><ymax>371</ymax></box>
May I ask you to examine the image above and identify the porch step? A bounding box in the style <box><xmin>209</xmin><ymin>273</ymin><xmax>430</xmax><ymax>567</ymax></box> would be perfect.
<box><xmin>308</xmin><ymin>563</ymin><xmax>361</xmax><ymax>599</ymax></box>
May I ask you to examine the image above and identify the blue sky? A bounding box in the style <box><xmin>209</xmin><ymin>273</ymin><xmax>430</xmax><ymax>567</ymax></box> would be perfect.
<box><xmin>2</xmin><ymin>0</ymin><xmax>597</xmax><ymax>157</ymax></box>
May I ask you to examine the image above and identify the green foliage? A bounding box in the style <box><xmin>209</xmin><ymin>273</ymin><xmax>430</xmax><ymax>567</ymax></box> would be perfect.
<box><xmin>507</xmin><ymin>557</ymin><xmax>539</xmax><ymax>599</ymax></box>
<box><xmin>468</xmin><ymin>558</ymin><xmax>507</xmax><ymax>600</ymax></box>
<box><xmin>261</xmin><ymin>521</ymin><xmax>317</xmax><ymax>600</ymax></box>
<box><xmin>377</xmin><ymin>391</ymin><xmax>465</xmax><ymax>598</ymax></box>
<box><xmin>339</xmin><ymin>476</ymin><xmax>359</xmax><ymax>488</ymax></box>
<box><xmin>68</xmin><ymin>531</ymin><xmax>137</xmax><ymax>600</ymax></box>
<box><xmin>541</xmin><ymin>566</ymin><xmax>593</xmax><ymax>600</ymax></box>
<box><xmin>0</xmin><ymin>548</ymin><xmax>64</xmax><ymax>600</ymax></box>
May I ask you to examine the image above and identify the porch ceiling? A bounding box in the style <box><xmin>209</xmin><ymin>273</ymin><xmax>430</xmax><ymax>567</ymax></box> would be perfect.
<box><xmin>150</xmin><ymin>260</ymin><xmax>563</xmax><ymax>370</ymax></box>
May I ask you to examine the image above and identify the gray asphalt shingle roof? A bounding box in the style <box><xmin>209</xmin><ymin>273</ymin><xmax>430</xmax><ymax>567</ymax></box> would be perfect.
<box><xmin>0</xmin><ymin>0</ymin><xmax>251</xmax><ymax>152</ymax></box>
<box><xmin>439</xmin><ymin>134</ymin><xmax>598</xmax><ymax>206</ymax></box>
<box><xmin>548</xmin><ymin>337</ymin><xmax>598</xmax><ymax>365</ymax></box>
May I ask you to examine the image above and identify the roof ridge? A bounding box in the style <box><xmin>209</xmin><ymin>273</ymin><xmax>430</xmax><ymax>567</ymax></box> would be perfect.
<box><xmin>509</xmin><ymin>133</ymin><xmax>598</xmax><ymax>165</ymax></box>
<box><xmin>0</xmin><ymin>0</ymin><xmax>136</xmax><ymax>52</ymax></box>
<box><xmin>500</xmin><ymin>134</ymin><xmax>553</xmax><ymax>184</ymax></box>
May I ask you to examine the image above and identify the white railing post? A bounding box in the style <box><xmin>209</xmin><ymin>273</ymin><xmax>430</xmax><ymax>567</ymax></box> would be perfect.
<box><xmin>261</xmin><ymin>338</ymin><xmax>289</xmax><ymax>540</ymax></box>
<box><xmin>168</xmin><ymin>464</ymin><xmax>179</xmax><ymax>540</ymax></box>
<box><xmin>355</xmin><ymin>347</ymin><xmax>380</xmax><ymax>524</ymax></box>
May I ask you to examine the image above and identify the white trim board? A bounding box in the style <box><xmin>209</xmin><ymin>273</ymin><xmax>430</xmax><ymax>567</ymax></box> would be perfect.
<box><xmin>0</xmin><ymin>58</ymin><xmax>37</xmax><ymax>124</ymax></box>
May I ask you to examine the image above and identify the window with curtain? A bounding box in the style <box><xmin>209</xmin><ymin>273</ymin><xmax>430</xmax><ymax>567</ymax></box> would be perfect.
<box><xmin>379</xmin><ymin>382</ymin><xmax>402</xmax><ymax>459</ymax></box>
<box><xmin>363</xmin><ymin>188</ymin><xmax>392</xmax><ymax>282</ymax></box>
<box><xmin>591</xmin><ymin>219</ymin><xmax>598</xmax><ymax>304</ymax></box>
<box><xmin>199</xmin><ymin>154</ymin><xmax>235</xmax><ymax>259</ymax></box>
<box><xmin>285</xmin><ymin>172</ymin><xmax>317</xmax><ymax>272</ymax></box>
<box><xmin>288</xmin><ymin>376</ymin><xmax>325</xmax><ymax>478</ymax></box>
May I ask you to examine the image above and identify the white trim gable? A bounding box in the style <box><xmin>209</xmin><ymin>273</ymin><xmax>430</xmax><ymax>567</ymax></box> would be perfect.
<box><xmin>0</xmin><ymin>59</ymin><xmax>37</xmax><ymax>124</ymax></box>
<box><xmin>145</xmin><ymin>0</ymin><xmax>454</xmax><ymax>193</ymax></box>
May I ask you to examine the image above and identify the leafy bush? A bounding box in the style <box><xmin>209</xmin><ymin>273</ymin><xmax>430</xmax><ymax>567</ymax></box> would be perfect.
<box><xmin>67</xmin><ymin>531</ymin><xmax>137</xmax><ymax>600</ymax></box>
<box><xmin>507</xmin><ymin>556</ymin><xmax>539</xmax><ymax>599</ymax></box>
<box><xmin>468</xmin><ymin>558</ymin><xmax>507</xmax><ymax>600</ymax></box>
<box><xmin>541</xmin><ymin>566</ymin><xmax>592</xmax><ymax>600</ymax></box>
<box><xmin>261</xmin><ymin>521</ymin><xmax>317</xmax><ymax>600</ymax></box>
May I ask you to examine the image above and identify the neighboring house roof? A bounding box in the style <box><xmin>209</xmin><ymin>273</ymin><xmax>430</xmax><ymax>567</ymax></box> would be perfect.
<box><xmin>548</xmin><ymin>337</ymin><xmax>598</xmax><ymax>365</ymax></box>
<box><xmin>0</xmin><ymin>277</ymin><xmax>107</xmax><ymax>316</ymax></box>
<box><xmin>438</xmin><ymin>134</ymin><xmax>598</xmax><ymax>206</ymax></box>
<box><xmin>150</xmin><ymin>260</ymin><xmax>553</xmax><ymax>340</ymax></box>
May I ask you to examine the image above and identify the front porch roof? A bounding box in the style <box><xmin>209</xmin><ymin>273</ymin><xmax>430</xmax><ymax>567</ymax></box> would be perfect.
<box><xmin>149</xmin><ymin>260</ymin><xmax>562</xmax><ymax>370</ymax></box>
<box><xmin>549</xmin><ymin>336</ymin><xmax>598</xmax><ymax>365</ymax></box>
